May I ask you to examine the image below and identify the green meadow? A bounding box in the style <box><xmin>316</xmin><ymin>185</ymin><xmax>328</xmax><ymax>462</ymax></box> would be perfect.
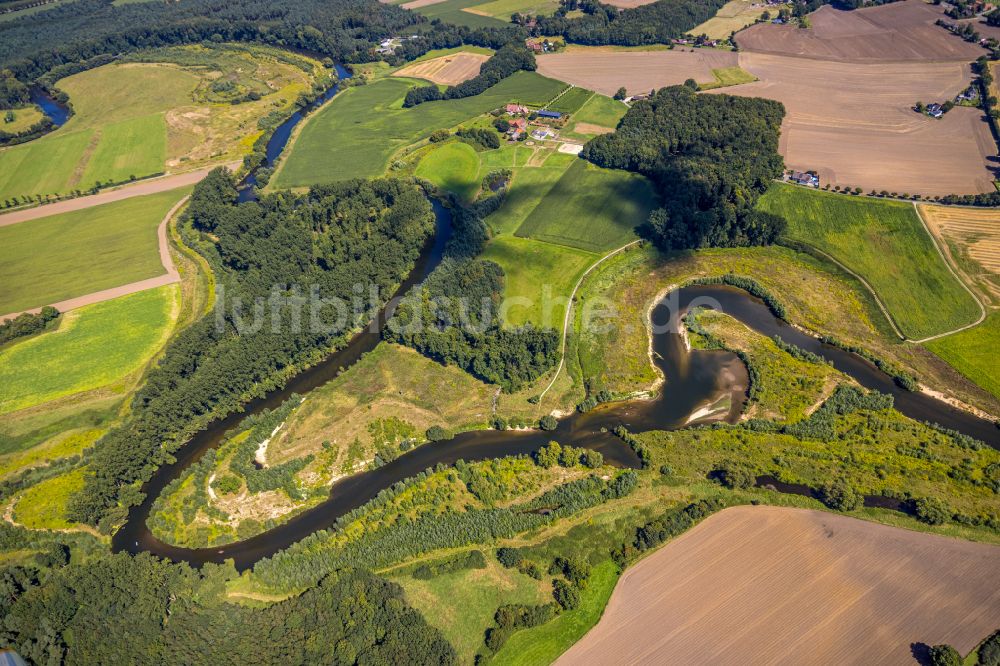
<box><xmin>0</xmin><ymin>285</ymin><xmax>178</xmax><ymax>414</ymax></box>
<box><xmin>0</xmin><ymin>186</ymin><xmax>190</xmax><ymax>313</ymax></box>
<box><xmin>272</xmin><ymin>72</ymin><xmax>567</xmax><ymax>188</ymax></box>
<box><xmin>0</xmin><ymin>63</ymin><xmax>198</xmax><ymax>201</ymax></box>
<box><xmin>415</xmin><ymin>141</ymin><xmax>482</xmax><ymax>202</ymax></box>
<box><xmin>759</xmin><ymin>184</ymin><xmax>980</xmax><ymax>340</ymax></box>
<box><xmin>925</xmin><ymin>313</ymin><xmax>1000</xmax><ymax>400</ymax></box>
<box><xmin>514</xmin><ymin>160</ymin><xmax>654</xmax><ymax>252</ymax></box>
<box><xmin>547</xmin><ymin>86</ymin><xmax>594</xmax><ymax>115</ymax></box>
<box><xmin>411</xmin><ymin>0</ymin><xmax>510</xmax><ymax>27</ymax></box>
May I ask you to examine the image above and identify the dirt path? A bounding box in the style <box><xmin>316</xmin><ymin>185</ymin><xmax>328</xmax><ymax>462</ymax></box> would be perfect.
<box><xmin>0</xmin><ymin>161</ymin><xmax>238</xmax><ymax>228</ymax></box>
<box><xmin>537</xmin><ymin>239</ymin><xmax>642</xmax><ymax>400</ymax></box>
<box><xmin>0</xmin><ymin>194</ymin><xmax>190</xmax><ymax>321</ymax></box>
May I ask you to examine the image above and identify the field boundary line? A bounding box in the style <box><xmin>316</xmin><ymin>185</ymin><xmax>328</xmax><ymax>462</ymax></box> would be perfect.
<box><xmin>908</xmin><ymin>202</ymin><xmax>987</xmax><ymax>343</ymax></box>
<box><xmin>537</xmin><ymin>239</ymin><xmax>642</xmax><ymax>400</ymax></box>
<box><xmin>0</xmin><ymin>195</ymin><xmax>189</xmax><ymax>321</ymax></box>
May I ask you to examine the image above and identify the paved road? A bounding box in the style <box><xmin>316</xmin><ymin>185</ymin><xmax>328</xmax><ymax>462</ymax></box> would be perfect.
<box><xmin>0</xmin><ymin>162</ymin><xmax>238</xmax><ymax>228</ymax></box>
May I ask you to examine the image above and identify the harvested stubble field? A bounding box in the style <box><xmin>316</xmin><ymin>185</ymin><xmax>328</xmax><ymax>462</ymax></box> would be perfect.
<box><xmin>735</xmin><ymin>0</ymin><xmax>984</xmax><ymax>62</ymax></box>
<box><xmin>720</xmin><ymin>52</ymin><xmax>995</xmax><ymax>196</ymax></box>
<box><xmin>692</xmin><ymin>0</ymin><xmax>787</xmax><ymax>40</ymax></box>
<box><xmin>600</xmin><ymin>0</ymin><xmax>657</xmax><ymax>7</ymax></box>
<box><xmin>536</xmin><ymin>49</ymin><xmax>738</xmax><ymax>96</ymax></box>
<box><xmin>918</xmin><ymin>204</ymin><xmax>1000</xmax><ymax>301</ymax></box>
<box><xmin>558</xmin><ymin>505</ymin><xmax>1000</xmax><ymax>666</ymax></box>
<box><xmin>392</xmin><ymin>52</ymin><xmax>489</xmax><ymax>85</ymax></box>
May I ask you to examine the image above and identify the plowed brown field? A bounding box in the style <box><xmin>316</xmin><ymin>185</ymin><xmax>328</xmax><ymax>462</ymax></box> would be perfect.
<box><xmin>536</xmin><ymin>49</ymin><xmax>737</xmax><ymax>96</ymax></box>
<box><xmin>558</xmin><ymin>506</ymin><xmax>1000</xmax><ymax>666</ymax></box>
<box><xmin>392</xmin><ymin>52</ymin><xmax>490</xmax><ymax>85</ymax></box>
<box><xmin>717</xmin><ymin>53</ymin><xmax>995</xmax><ymax>195</ymax></box>
<box><xmin>736</xmin><ymin>0</ymin><xmax>984</xmax><ymax>62</ymax></box>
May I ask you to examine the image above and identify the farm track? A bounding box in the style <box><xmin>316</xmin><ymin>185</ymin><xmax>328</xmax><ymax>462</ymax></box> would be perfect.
<box><xmin>0</xmin><ymin>195</ymin><xmax>190</xmax><ymax>320</ymax></box>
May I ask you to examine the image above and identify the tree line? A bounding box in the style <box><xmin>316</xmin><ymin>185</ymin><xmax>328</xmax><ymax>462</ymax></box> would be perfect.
<box><xmin>403</xmin><ymin>44</ymin><xmax>536</xmax><ymax>107</ymax></box>
<box><xmin>582</xmin><ymin>85</ymin><xmax>787</xmax><ymax>249</ymax></box>
<box><xmin>533</xmin><ymin>0</ymin><xmax>727</xmax><ymax>47</ymax></box>
<box><xmin>68</xmin><ymin>168</ymin><xmax>436</xmax><ymax>529</ymax></box>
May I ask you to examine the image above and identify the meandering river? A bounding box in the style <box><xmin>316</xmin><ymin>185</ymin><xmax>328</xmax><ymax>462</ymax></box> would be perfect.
<box><xmin>109</xmin><ymin>61</ymin><xmax>997</xmax><ymax>569</ymax></box>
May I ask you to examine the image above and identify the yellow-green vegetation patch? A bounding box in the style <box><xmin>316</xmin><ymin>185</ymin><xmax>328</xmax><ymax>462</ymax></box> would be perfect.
<box><xmin>925</xmin><ymin>313</ymin><xmax>1000</xmax><ymax>400</ymax></box>
<box><xmin>513</xmin><ymin>160</ymin><xmax>655</xmax><ymax>252</ymax></box>
<box><xmin>269</xmin><ymin>342</ymin><xmax>497</xmax><ymax>468</ymax></box>
<box><xmin>411</xmin><ymin>0</ymin><xmax>511</xmax><ymax>27</ymax></box>
<box><xmin>12</xmin><ymin>466</ymin><xmax>87</xmax><ymax>530</ymax></box>
<box><xmin>688</xmin><ymin>309</ymin><xmax>839</xmax><ymax>422</ymax></box>
<box><xmin>0</xmin><ymin>285</ymin><xmax>177</xmax><ymax>414</ymax></box>
<box><xmin>0</xmin><ymin>129</ymin><xmax>95</xmax><ymax>202</ymax></box>
<box><xmin>460</xmin><ymin>0</ymin><xmax>560</xmax><ymax>19</ymax></box>
<box><xmin>415</xmin><ymin>141</ymin><xmax>481</xmax><ymax>202</ymax></box>
<box><xmin>0</xmin><ymin>428</ymin><xmax>103</xmax><ymax>478</ymax></box>
<box><xmin>393</xmin><ymin>555</ymin><xmax>549</xmax><ymax>663</ymax></box>
<box><xmin>570</xmin><ymin>92</ymin><xmax>626</xmax><ymax>129</ymax></box>
<box><xmin>482</xmin><ymin>235</ymin><xmax>596</xmax><ymax>330</ymax></box>
<box><xmin>699</xmin><ymin>66</ymin><xmax>757</xmax><ymax>90</ymax></box>
<box><xmin>489</xmin><ymin>559</ymin><xmax>620</xmax><ymax>666</ymax></box>
<box><xmin>759</xmin><ymin>183</ymin><xmax>980</xmax><ymax>339</ymax></box>
<box><xmin>78</xmin><ymin>113</ymin><xmax>167</xmax><ymax>188</ymax></box>
<box><xmin>0</xmin><ymin>186</ymin><xmax>189</xmax><ymax>313</ymax></box>
<box><xmin>1</xmin><ymin>105</ymin><xmax>45</xmax><ymax>133</ymax></box>
<box><xmin>273</xmin><ymin>72</ymin><xmax>567</xmax><ymax>188</ymax></box>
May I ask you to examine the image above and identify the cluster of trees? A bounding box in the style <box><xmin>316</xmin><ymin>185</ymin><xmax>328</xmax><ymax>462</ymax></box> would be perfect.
<box><xmin>386</xmin><ymin>256</ymin><xmax>559</xmax><ymax>391</ymax></box>
<box><xmin>68</xmin><ymin>169</ymin><xmax>435</xmax><ymax>529</ymax></box>
<box><xmin>612</xmin><ymin>498</ymin><xmax>726</xmax><ymax>567</ymax></box>
<box><xmin>456</xmin><ymin>126</ymin><xmax>501</xmax><ymax>150</ymax></box>
<box><xmin>533</xmin><ymin>0</ymin><xmax>727</xmax><ymax>47</ymax></box>
<box><xmin>484</xmin><ymin>602</ymin><xmax>559</xmax><ymax>652</ymax></box>
<box><xmin>411</xmin><ymin>549</ymin><xmax>487</xmax><ymax>579</ymax></box>
<box><xmin>583</xmin><ymin>86</ymin><xmax>787</xmax><ymax>249</ymax></box>
<box><xmin>228</xmin><ymin>398</ymin><xmax>311</xmax><ymax>498</ymax></box>
<box><xmin>0</xmin><ymin>553</ymin><xmax>456</xmax><ymax>664</ymax></box>
<box><xmin>782</xmin><ymin>385</ymin><xmax>893</xmax><ymax>441</ymax></box>
<box><xmin>253</xmin><ymin>472</ymin><xmax>637</xmax><ymax>590</ymax></box>
<box><xmin>535</xmin><ymin>441</ymin><xmax>604</xmax><ymax>468</ymax></box>
<box><xmin>0</xmin><ymin>68</ymin><xmax>28</xmax><ymax>108</ymax></box>
<box><xmin>403</xmin><ymin>44</ymin><xmax>536</xmax><ymax>107</ymax></box>
<box><xmin>0</xmin><ymin>0</ymin><xmax>426</xmax><ymax>81</ymax></box>
<box><xmin>0</xmin><ymin>306</ymin><xmax>58</xmax><ymax>345</ymax></box>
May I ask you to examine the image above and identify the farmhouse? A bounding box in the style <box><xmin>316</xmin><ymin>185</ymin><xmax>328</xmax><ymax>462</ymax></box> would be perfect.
<box><xmin>957</xmin><ymin>86</ymin><xmax>979</xmax><ymax>102</ymax></box>
<box><xmin>505</xmin><ymin>103</ymin><xmax>529</xmax><ymax>115</ymax></box>
<box><xmin>789</xmin><ymin>170</ymin><xmax>819</xmax><ymax>187</ymax></box>
<box><xmin>530</xmin><ymin>127</ymin><xmax>555</xmax><ymax>140</ymax></box>
<box><xmin>507</xmin><ymin>117</ymin><xmax>527</xmax><ymax>140</ymax></box>
<box><xmin>926</xmin><ymin>103</ymin><xmax>944</xmax><ymax>118</ymax></box>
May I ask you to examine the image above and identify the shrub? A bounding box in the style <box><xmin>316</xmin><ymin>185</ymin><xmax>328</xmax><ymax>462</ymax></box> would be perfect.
<box><xmin>978</xmin><ymin>630</ymin><xmax>1000</xmax><ymax>666</ymax></box>
<box><xmin>425</xmin><ymin>425</ymin><xmax>449</xmax><ymax>442</ymax></box>
<box><xmin>496</xmin><ymin>547</ymin><xmax>522</xmax><ymax>568</ymax></box>
<box><xmin>712</xmin><ymin>460</ymin><xmax>755</xmax><ymax>490</ymax></box>
<box><xmin>928</xmin><ymin>644</ymin><xmax>961</xmax><ymax>666</ymax></box>
<box><xmin>915</xmin><ymin>496</ymin><xmax>951</xmax><ymax>525</ymax></box>
<box><xmin>539</xmin><ymin>415</ymin><xmax>558</xmax><ymax>431</ymax></box>
<box><xmin>820</xmin><ymin>478</ymin><xmax>863</xmax><ymax>512</ymax></box>
<box><xmin>552</xmin><ymin>578</ymin><xmax>580</xmax><ymax>610</ymax></box>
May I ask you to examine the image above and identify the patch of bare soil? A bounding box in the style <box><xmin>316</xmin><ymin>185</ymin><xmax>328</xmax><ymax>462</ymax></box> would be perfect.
<box><xmin>559</xmin><ymin>505</ymin><xmax>1000</xmax><ymax>666</ymax></box>
<box><xmin>392</xmin><ymin>52</ymin><xmax>490</xmax><ymax>86</ymax></box>
<box><xmin>735</xmin><ymin>0</ymin><xmax>985</xmax><ymax>62</ymax></box>
<box><xmin>716</xmin><ymin>52</ymin><xmax>995</xmax><ymax>196</ymax></box>
<box><xmin>536</xmin><ymin>49</ymin><xmax>738</xmax><ymax>96</ymax></box>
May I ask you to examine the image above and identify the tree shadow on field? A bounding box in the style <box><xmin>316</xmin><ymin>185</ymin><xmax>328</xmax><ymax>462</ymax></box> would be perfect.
<box><xmin>910</xmin><ymin>641</ymin><xmax>932</xmax><ymax>665</ymax></box>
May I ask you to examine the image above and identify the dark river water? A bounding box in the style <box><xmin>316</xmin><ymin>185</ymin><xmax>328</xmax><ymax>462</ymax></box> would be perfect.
<box><xmin>112</xmin><ymin>271</ymin><xmax>998</xmax><ymax>568</ymax></box>
<box><xmin>29</xmin><ymin>86</ymin><xmax>70</xmax><ymax>126</ymax></box>
<box><xmin>107</xmin><ymin>59</ymin><xmax>997</xmax><ymax>568</ymax></box>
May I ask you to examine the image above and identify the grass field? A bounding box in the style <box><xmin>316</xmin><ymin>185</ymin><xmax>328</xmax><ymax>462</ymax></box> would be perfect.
<box><xmin>513</xmin><ymin>160</ymin><xmax>655</xmax><ymax>252</ymax></box>
<box><xmin>925</xmin><ymin>313</ymin><xmax>1000</xmax><ymax>400</ymax></box>
<box><xmin>273</xmin><ymin>72</ymin><xmax>567</xmax><ymax>188</ymax></box>
<box><xmin>0</xmin><ymin>186</ymin><xmax>190</xmax><ymax>313</ymax></box>
<box><xmin>0</xmin><ymin>46</ymin><xmax>319</xmax><ymax>201</ymax></box>
<box><xmin>547</xmin><ymin>86</ymin><xmax>594</xmax><ymax>115</ymax></box>
<box><xmin>394</xmin><ymin>555</ymin><xmax>549</xmax><ymax>663</ymax></box>
<box><xmin>759</xmin><ymin>184</ymin><xmax>980</xmax><ymax>340</ymax></box>
<box><xmin>481</xmin><ymin>235</ymin><xmax>596</xmax><ymax>330</ymax></box>
<box><xmin>2</xmin><ymin>106</ymin><xmax>45</xmax><ymax>133</ymax></box>
<box><xmin>411</xmin><ymin>0</ymin><xmax>511</xmax><ymax>26</ymax></box>
<box><xmin>699</xmin><ymin>66</ymin><xmax>758</xmax><ymax>89</ymax></box>
<box><xmin>489</xmin><ymin>559</ymin><xmax>620</xmax><ymax>666</ymax></box>
<box><xmin>415</xmin><ymin>141</ymin><xmax>482</xmax><ymax>201</ymax></box>
<box><xmin>0</xmin><ymin>428</ymin><xmax>102</xmax><ymax>479</ymax></box>
<box><xmin>12</xmin><ymin>466</ymin><xmax>87</xmax><ymax>530</ymax></box>
<box><xmin>458</xmin><ymin>0</ymin><xmax>560</xmax><ymax>19</ymax></box>
<box><xmin>691</xmin><ymin>0</ymin><xmax>787</xmax><ymax>40</ymax></box>
<box><xmin>0</xmin><ymin>285</ymin><xmax>177</xmax><ymax>414</ymax></box>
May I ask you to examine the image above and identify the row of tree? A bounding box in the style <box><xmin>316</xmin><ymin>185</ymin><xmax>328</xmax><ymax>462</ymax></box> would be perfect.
<box><xmin>404</xmin><ymin>43</ymin><xmax>536</xmax><ymax>107</ymax></box>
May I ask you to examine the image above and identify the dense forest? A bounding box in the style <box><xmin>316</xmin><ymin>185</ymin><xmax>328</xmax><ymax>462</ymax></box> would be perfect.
<box><xmin>0</xmin><ymin>545</ymin><xmax>455</xmax><ymax>664</ymax></box>
<box><xmin>68</xmin><ymin>169</ymin><xmax>436</xmax><ymax>529</ymax></box>
<box><xmin>534</xmin><ymin>0</ymin><xmax>727</xmax><ymax>46</ymax></box>
<box><xmin>404</xmin><ymin>44</ymin><xmax>536</xmax><ymax>107</ymax></box>
<box><xmin>582</xmin><ymin>85</ymin><xmax>787</xmax><ymax>249</ymax></box>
